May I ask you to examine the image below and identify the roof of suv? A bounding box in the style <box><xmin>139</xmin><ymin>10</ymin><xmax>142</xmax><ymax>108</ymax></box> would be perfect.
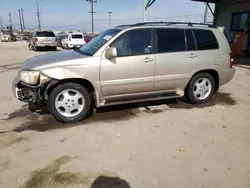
<box><xmin>115</xmin><ymin>22</ymin><xmax>218</xmax><ymax>31</ymax></box>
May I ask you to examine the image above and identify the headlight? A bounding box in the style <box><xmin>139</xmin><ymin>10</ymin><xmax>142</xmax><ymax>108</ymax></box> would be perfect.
<box><xmin>19</xmin><ymin>71</ymin><xmax>40</xmax><ymax>85</ymax></box>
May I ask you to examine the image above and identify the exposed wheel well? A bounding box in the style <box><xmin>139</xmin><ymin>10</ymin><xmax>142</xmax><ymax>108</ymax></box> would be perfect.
<box><xmin>46</xmin><ymin>78</ymin><xmax>95</xmax><ymax>104</ymax></box>
<box><xmin>187</xmin><ymin>69</ymin><xmax>219</xmax><ymax>92</ymax></box>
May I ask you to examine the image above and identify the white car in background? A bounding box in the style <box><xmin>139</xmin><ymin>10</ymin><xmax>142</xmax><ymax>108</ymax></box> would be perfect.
<box><xmin>62</xmin><ymin>32</ymin><xmax>86</xmax><ymax>49</ymax></box>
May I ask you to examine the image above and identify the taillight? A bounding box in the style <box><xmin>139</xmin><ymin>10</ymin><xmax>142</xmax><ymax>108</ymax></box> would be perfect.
<box><xmin>69</xmin><ymin>36</ymin><xmax>72</xmax><ymax>41</ymax></box>
<box><xmin>230</xmin><ymin>53</ymin><xmax>233</xmax><ymax>68</ymax></box>
<box><xmin>34</xmin><ymin>37</ymin><xmax>38</xmax><ymax>43</ymax></box>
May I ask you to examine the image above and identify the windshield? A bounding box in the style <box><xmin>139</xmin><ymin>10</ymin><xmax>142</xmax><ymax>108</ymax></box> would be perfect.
<box><xmin>79</xmin><ymin>29</ymin><xmax>121</xmax><ymax>56</ymax></box>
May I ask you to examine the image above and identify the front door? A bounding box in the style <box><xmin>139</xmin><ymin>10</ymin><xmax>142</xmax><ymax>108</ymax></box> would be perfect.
<box><xmin>100</xmin><ymin>28</ymin><xmax>155</xmax><ymax>96</ymax></box>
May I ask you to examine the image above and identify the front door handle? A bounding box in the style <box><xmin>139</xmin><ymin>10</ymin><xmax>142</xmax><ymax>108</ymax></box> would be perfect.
<box><xmin>143</xmin><ymin>57</ymin><xmax>154</xmax><ymax>63</ymax></box>
<box><xmin>189</xmin><ymin>53</ymin><xmax>197</xmax><ymax>58</ymax></box>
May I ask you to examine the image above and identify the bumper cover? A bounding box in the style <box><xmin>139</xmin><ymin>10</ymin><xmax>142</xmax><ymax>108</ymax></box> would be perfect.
<box><xmin>219</xmin><ymin>68</ymin><xmax>235</xmax><ymax>86</ymax></box>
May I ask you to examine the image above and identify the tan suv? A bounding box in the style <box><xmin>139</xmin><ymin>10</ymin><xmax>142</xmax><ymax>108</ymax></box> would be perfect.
<box><xmin>12</xmin><ymin>22</ymin><xmax>235</xmax><ymax>123</ymax></box>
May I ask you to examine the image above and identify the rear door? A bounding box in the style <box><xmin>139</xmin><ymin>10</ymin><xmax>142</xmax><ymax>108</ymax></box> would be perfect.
<box><xmin>191</xmin><ymin>29</ymin><xmax>220</xmax><ymax>69</ymax></box>
<box><xmin>154</xmin><ymin>28</ymin><xmax>200</xmax><ymax>91</ymax></box>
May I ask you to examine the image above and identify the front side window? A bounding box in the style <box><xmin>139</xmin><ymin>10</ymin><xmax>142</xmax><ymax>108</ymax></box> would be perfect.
<box><xmin>112</xmin><ymin>29</ymin><xmax>153</xmax><ymax>57</ymax></box>
<box><xmin>193</xmin><ymin>29</ymin><xmax>219</xmax><ymax>50</ymax></box>
<box><xmin>156</xmin><ymin>29</ymin><xmax>186</xmax><ymax>53</ymax></box>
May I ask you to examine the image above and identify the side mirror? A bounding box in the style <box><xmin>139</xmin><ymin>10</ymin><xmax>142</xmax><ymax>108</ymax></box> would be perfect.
<box><xmin>105</xmin><ymin>47</ymin><xmax>117</xmax><ymax>59</ymax></box>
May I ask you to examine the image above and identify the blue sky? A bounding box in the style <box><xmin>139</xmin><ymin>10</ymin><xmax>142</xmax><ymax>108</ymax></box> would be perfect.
<box><xmin>0</xmin><ymin>0</ymin><xmax>214</xmax><ymax>32</ymax></box>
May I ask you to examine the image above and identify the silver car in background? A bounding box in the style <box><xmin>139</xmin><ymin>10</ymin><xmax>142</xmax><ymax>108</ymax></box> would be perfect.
<box><xmin>28</xmin><ymin>31</ymin><xmax>57</xmax><ymax>51</ymax></box>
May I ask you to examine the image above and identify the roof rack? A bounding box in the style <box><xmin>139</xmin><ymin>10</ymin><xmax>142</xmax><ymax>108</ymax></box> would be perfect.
<box><xmin>132</xmin><ymin>22</ymin><xmax>216</xmax><ymax>28</ymax></box>
<box><xmin>115</xmin><ymin>25</ymin><xmax>131</xmax><ymax>28</ymax></box>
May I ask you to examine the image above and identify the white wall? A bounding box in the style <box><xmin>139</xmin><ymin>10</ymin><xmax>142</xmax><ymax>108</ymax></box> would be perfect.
<box><xmin>215</xmin><ymin>0</ymin><xmax>250</xmax><ymax>41</ymax></box>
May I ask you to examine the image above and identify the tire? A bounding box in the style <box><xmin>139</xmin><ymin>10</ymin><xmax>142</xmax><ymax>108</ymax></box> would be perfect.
<box><xmin>48</xmin><ymin>83</ymin><xmax>93</xmax><ymax>123</ymax></box>
<box><xmin>28</xmin><ymin>43</ymin><xmax>33</xmax><ymax>50</ymax></box>
<box><xmin>52</xmin><ymin>46</ymin><xmax>57</xmax><ymax>51</ymax></box>
<box><xmin>186</xmin><ymin>72</ymin><xmax>215</xmax><ymax>104</ymax></box>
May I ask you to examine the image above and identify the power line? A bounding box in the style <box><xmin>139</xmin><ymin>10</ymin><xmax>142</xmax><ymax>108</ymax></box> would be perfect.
<box><xmin>18</xmin><ymin>9</ymin><xmax>23</xmax><ymax>32</ymax></box>
<box><xmin>86</xmin><ymin>0</ymin><xmax>97</xmax><ymax>33</ymax></box>
<box><xmin>21</xmin><ymin>8</ymin><xmax>26</xmax><ymax>31</ymax></box>
<box><xmin>36</xmin><ymin>0</ymin><xmax>41</xmax><ymax>30</ymax></box>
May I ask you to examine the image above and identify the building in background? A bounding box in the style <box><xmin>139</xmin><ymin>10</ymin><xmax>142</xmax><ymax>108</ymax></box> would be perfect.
<box><xmin>192</xmin><ymin>0</ymin><xmax>250</xmax><ymax>56</ymax></box>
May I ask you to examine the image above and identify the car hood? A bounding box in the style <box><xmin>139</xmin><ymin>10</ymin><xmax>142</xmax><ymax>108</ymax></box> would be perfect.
<box><xmin>20</xmin><ymin>50</ymin><xmax>88</xmax><ymax>70</ymax></box>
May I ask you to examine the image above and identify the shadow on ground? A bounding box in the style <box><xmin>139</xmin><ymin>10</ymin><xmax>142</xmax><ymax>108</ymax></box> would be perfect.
<box><xmin>234</xmin><ymin>56</ymin><xmax>250</xmax><ymax>69</ymax></box>
<box><xmin>20</xmin><ymin>155</ymin><xmax>130</xmax><ymax>188</ymax></box>
<box><xmin>91</xmin><ymin>176</ymin><xmax>131</xmax><ymax>188</ymax></box>
<box><xmin>3</xmin><ymin>92</ymin><xmax>236</xmax><ymax>132</ymax></box>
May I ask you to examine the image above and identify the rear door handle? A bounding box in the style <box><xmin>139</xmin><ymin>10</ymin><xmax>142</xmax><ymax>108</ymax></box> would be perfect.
<box><xmin>189</xmin><ymin>53</ymin><xmax>197</xmax><ymax>58</ymax></box>
<box><xmin>143</xmin><ymin>58</ymin><xmax>154</xmax><ymax>63</ymax></box>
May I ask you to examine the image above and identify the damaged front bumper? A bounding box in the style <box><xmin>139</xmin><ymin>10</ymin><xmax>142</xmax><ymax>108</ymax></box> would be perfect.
<box><xmin>12</xmin><ymin>76</ymin><xmax>52</xmax><ymax>105</ymax></box>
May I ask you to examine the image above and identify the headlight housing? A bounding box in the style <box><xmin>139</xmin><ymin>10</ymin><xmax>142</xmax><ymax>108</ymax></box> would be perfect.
<box><xmin>19</xmin><ymin>71</ymin><xmax>40</xmax><ymax>85</ymax></box>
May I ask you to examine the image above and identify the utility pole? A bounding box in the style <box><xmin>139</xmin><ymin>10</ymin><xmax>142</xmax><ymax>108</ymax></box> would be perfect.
<box><xmin>0</xmin><ymin>16</ymin><xmax>3</xmax><ymax>28</ymax></box>
<box><xmin>204</xmin><ymin>3</ymin><xmax>208</xmax><ymax>23</ymax></box>
<box><xmin>8</xmin><ymin>12</ymin><xmax>12</xmax><ymax>27</ymax></box>
<box><xmin>87</xmin><ymin>0</ymin><xmax>97</xmax><ymax>34</ymax></box>
<box><xmin>143</xmin><ymin>0</ymin><xmax>147</xmax><ymax>22</ymax></box>
<box><xmin>21</xmin><ymin>8</ymin><xmax>26</xmax><ymax>31</ymax></box>
<box><xmin>36</xmin><ymin>0</ymin><xmax>41</xmax><ymax>30</ymax></box>
<box><xmin>108</xmin><ymin>12</ymin><xmax>112</xmax><ymax>28</ymax></box>
<box><xmin>18</xmin><ymin>9</ymin><xmax>23</xmax><ymax>32</ymax></box>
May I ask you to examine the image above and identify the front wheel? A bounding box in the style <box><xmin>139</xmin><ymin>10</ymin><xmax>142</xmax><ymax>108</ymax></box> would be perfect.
<box><xmin>48</xmin><ymin>83</ymin><xmax>93</xmax><ymax>123</ymax></box>
<box><xmin>186</xmin><ymin>73</ymin><xmax>215</xmax><ymax>104</ymax></box>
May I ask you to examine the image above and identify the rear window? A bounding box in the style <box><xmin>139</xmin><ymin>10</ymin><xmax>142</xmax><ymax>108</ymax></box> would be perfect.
<box><xmin>193</xmin><ymin>29</ymin><xmax>219</xmax><ymax>50</ymax></box>
<box><xmin>157</xmin><ymin>29</ymin><xmax>186</xmax><ymax>53</ymax></box>
<box><xmin>36</xmin><ymin>31</ymin><xmax>55</xmax><ymax>37</ymax></box>
<box><xmin>72</xmin><ymin>34</ymin><xmax>83</xmax><ymax>39</ymax></box>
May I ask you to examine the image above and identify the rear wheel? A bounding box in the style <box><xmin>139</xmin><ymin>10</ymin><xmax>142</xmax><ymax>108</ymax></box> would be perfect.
<box><xmin>48</xmin><ymin>83</ymin><xmax>93</xmax><ymax>123</ymax></box>
<box><xmin>186</xmin><ymin>73</ymin><xmax>215</xmax><ymax>104</ymax></box>
<box><xmin>28</xmin><ymin>43</ymin><xmax>33</xmax><ymax>50</ymax></box>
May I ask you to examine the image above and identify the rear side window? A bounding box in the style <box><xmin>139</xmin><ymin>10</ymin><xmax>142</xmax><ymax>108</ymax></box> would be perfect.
<box><xmin>36</xmin><ymin>31</ymin><xmax>55</xmax><ymax>37</ymax></box>
<box><xmin>193</xmin><ymin>29</ymin><xmax>219</xmax><ymax>50</ymax></box>
<box><xmin>72</xmin><ymin>34</ymin><xmax>83</xmax><ymax>39</ymax></box>
<box><xmin>157</xmin><ymin>29</ymin><xmax>186</xmax><ymax>53</ymax></box>
<box><xmin>185</xmin><ymin>30</ymin><xmax>196</xmax><ymax>51</ymax></box>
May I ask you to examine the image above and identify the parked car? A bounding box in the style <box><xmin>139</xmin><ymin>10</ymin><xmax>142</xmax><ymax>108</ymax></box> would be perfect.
<box><xmin>56</xmin><ymin>34</ymin><xmax>68</xmax><ymax>48</ymax></box>
<box><xmin>84</xmin><ymin>35</ymin><xmax>95</xmax><ymax>43</ymax></box>
<box><xmin>62</xmin><ymin>32</ymin><xmax>86</xmax><ymax>49</ymax></box>
<box><xmin>12</xmin><ymin>22</ymin><xmax>235</xmax><ymax>123</ymax></box>
<box><xmin>0</xmin><ymin>34</ymin><xmax>17</xmax><ymax>42</ymax></box>
<box><xmin>1</xmin><ymin>34</ymin><xmax>11</xmax><ymax>42</ymax></box>
<box><xmin>28</xmin><ymin>31</ymin><xmax>57</xmax><ymax>51</ymax></box>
